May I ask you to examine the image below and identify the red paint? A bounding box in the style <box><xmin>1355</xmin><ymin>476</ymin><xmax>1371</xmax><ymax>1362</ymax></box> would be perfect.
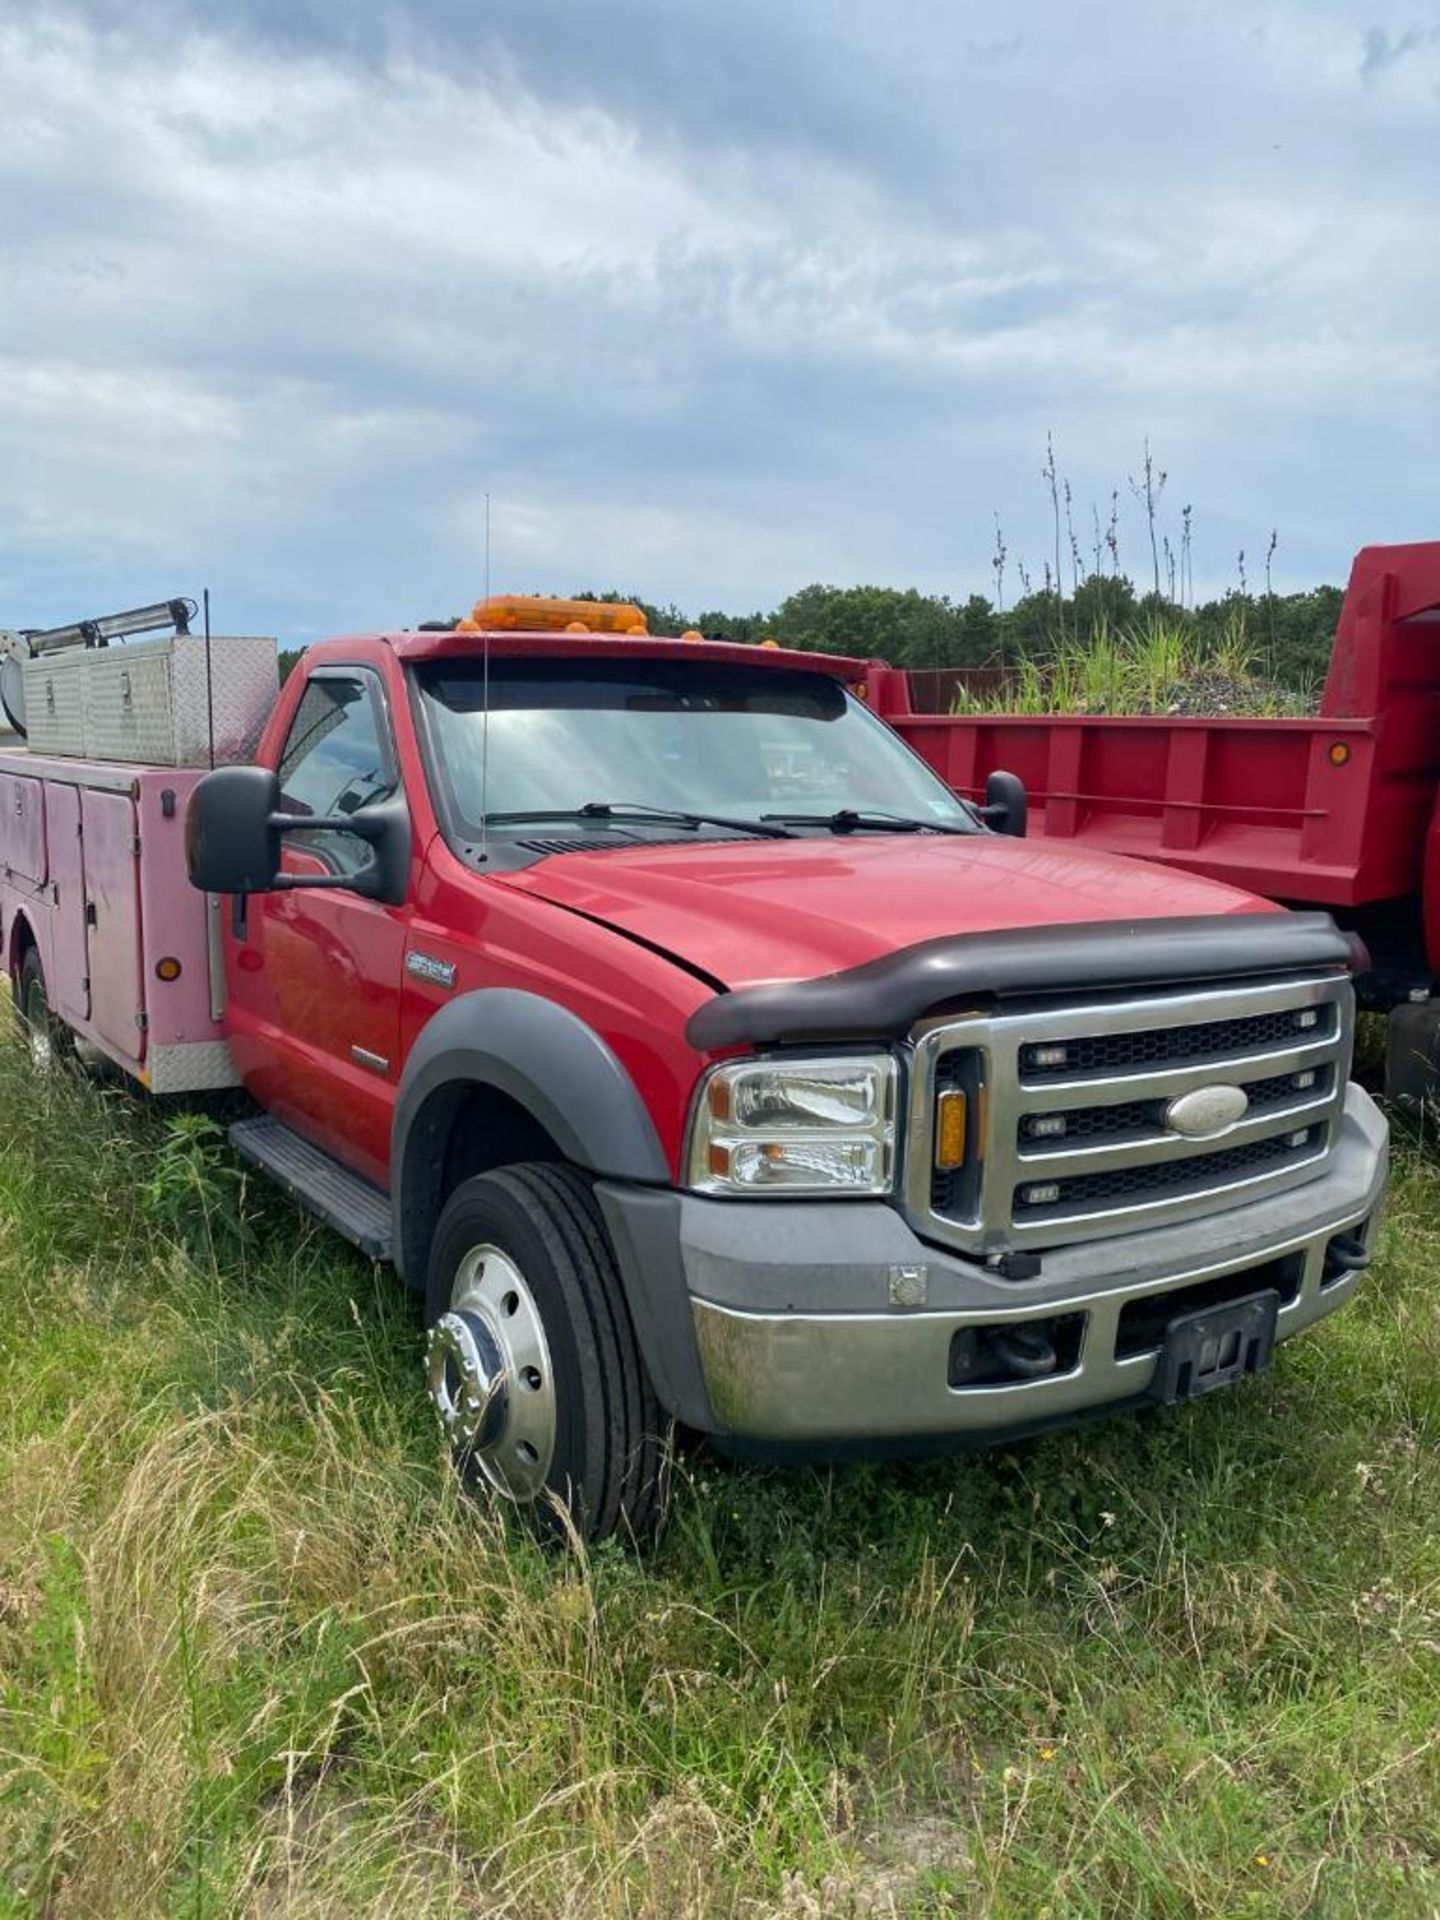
<box><xmin>401</xmin><ymin>837</ymin><xmax>714</xmax><ymax>1176</ymax></box>
<box><xmin>224</xmin><ymin>856</ymin><xmax>408</xmax><ymax>1185</ymax></box>
<box><xmin>222</xmin><ymin>649</ymin><xmax>416</xmax><ymax>1182</ymax></box>
<box><xmin>388</xmin><ymin>630</ymin><xmax>872</xmax><ymax>679</ymax></box>
<box><xmin>873</xmin><ymin>542</ymin><xmax>1440</xmax><ymax>957</ymax></box>
<box><xmin>219</xmin><ymin>627</ymin><xmax>1285</xmax><ymax>1189</ymax></box>
<box><xmin>504</xmin><ymin>833</ymin><xmax>1271</xmax><ymax>989</ymax></box>
<box><xmin>223</xmin><ymin>637</ymin><xmax>720</xmax><ymax>1182</ymax></box>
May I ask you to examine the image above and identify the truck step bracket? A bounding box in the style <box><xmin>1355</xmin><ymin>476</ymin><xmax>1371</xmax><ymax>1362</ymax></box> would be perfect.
<box><xmin>230</xmin><ymin>1116</ymin><xmax>392</xmax><ymax>1262</ymax></box>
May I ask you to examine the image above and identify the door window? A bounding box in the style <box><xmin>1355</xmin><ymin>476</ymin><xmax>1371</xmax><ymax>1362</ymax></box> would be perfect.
<box><xmin>277</xmin><ymin>675</ymin><xmax>395</xmax><ymax>876</ymax></box>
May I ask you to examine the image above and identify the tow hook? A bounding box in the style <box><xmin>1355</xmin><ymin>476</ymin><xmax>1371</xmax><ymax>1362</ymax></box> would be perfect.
<box><xmin>982</xmin><ymin>1324</ymin><xmax>1058</xmax><ymax>1380</ymax></box>
<box><xmin>1323</xmin><ymin>1232</ymin><xmax>1371</xmax><ymax>1282</ymax></box>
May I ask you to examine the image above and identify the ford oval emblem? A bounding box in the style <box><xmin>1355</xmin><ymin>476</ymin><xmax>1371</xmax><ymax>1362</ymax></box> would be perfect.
<box><xmin>1164</xmin><ymin>1084</ymin><xmax>1249</xmax><ymax>1139</ymax></box>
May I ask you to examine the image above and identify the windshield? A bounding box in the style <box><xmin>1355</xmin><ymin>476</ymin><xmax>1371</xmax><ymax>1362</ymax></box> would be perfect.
<box><xmin>414</xmin><ymin>656</ymin><xmax>976</xmax><ymax>836</ymax></box>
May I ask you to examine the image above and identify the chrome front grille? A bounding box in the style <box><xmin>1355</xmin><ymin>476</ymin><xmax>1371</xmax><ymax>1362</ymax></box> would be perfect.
<box><xmin>1015</xmin><ymin>1124</ymin><xmax>1325</xmax><ymax>1216</ymax></box>
<box><xmin>1016</xmin><ymin>1003</ymin><xmax>1336</xmax><ymax>1079</ymax></box>
<box><xmin>905</xmin><ymin>973</ymin><xmax>1354</xmax><ymax>1255</ymax></box>
<box><xmin>1014</xmin><ymin>1063</ymin><xmax>1335</xmax><ymax>1152</ymax></box>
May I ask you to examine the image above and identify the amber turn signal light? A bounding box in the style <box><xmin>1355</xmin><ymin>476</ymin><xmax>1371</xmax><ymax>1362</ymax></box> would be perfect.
<box><xmin>935</xmin><ymin>1088</ymin><xmax>968</xmax><ymax>1170</ymax></box>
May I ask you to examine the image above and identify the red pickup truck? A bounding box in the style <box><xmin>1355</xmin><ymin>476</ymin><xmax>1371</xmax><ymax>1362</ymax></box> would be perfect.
<box><xmin>873</xmin><ymin>540</ymin><xmax>1440</xmax><ymax>1102</ymax></box>
<box><xmin>3</xmin><ymin>595</ymin><xmax>1388</xmax><ymax>1540</ymax></box>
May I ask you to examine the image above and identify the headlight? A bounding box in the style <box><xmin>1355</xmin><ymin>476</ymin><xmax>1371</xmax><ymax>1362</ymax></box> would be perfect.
<box><xmin>687</xmin><ymin>1055</ymin><xmax>897</xmax><ymax>1196</ymax></box>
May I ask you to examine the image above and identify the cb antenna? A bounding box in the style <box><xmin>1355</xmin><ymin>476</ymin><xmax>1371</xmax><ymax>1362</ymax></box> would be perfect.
<box><xmin>479</xmin><ymin>491</ymin><xmax>492</xmax><ymax>865</ymax></box>
<box><xmin>203</xmin><ymin>588</ymin><xmax>215</xmax><ymax>769</ymax></box>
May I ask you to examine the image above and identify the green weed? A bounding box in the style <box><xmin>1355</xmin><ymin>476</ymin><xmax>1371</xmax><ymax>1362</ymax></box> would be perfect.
<box><xmin>952</xmin><ymin>614</ymin><xmax>1316</xmax><ymax>719</ymax></box>
<box><xmin>0</xmin><ymin>1037</ymin><xmax>1436</xmax><ymax>1915</ymax></box>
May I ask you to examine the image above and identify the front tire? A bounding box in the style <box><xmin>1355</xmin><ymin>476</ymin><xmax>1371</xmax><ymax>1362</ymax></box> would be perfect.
<box><xmin>425</xmin><ymin>1163</ymin><xmax>669</xmax><ymax>1543</ymax></box>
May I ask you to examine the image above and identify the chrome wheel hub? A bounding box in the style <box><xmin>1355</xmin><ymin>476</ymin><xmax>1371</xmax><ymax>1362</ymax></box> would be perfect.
<box><xmin>426</xmin><ymin>1243</ymin><xmax>555</xmax><ymax>1502</ymax></box>
<box><xmin>427</xmin><ymin>1311</ymin><xmax>509</xmax><ymax>1452</ymax></box>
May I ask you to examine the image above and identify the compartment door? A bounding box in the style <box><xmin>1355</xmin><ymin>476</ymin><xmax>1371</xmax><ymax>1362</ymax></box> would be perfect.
<box><xmin>80</xmin><ymin>789</ymin><xmax>144</xmax><ymax>1061</ymax></box>
<box><xmin>1</xmin><ymin>773</ymin><xmax>47</xmax><ymax>884</ymax></box>
<box><xmin>86</xmin><ymin>647</ymin><xmax>177</xmax><ymax>765</ymax></box>
<box><xmin>45</xmin><ymin>783</ymin><xmax>89</xmax><ymax>1023</ymax></box>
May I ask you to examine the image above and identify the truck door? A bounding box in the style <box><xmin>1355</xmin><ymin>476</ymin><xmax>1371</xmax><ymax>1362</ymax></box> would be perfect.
<box><xmin>80</xmin><ymin>788</ymin><xmax>144</xmax><ymax>1063</ymax></box>
<box><xmin>44</xmin><ymin>782</ymin><xmax>89</xmax><ymax>1024</ymax></box>
<box><xmin>224</xmin><ymin>667</ymin><xmax>407</xmax><ymax>1185</ymax></box>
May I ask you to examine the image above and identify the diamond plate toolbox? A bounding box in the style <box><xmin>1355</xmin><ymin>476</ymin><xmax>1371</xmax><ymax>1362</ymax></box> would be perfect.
<box><xmin>25</xmin><ymin>634</ymin><xmax>280</xmax><ymax>766</ymax></box>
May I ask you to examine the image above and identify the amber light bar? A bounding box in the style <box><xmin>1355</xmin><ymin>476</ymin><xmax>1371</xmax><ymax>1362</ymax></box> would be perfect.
<box><xmin>458</xmin><ymin>595</ymin><xmax>649</xmax><ymax>636</ymax></box>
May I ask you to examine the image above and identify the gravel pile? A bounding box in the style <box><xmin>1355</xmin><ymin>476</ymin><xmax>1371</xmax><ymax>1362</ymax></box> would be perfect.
<box><xmin>1157</xmin><ymin>671</ymin><xmax>1316</xmax><ymax>717</ymax></box>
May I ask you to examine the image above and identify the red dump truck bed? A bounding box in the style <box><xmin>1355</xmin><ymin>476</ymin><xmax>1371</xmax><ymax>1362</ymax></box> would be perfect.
<box><xmin>869</xmin><ymin>542</ymin><xmax>1440</xmax><ymax>989</ymax></box>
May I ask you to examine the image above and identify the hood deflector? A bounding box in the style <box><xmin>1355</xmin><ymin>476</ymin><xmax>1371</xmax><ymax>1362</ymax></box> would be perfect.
<box><xmin>684</xmin><ymin>913</ymin><xmax>1364</xmax><ymax>1052</ymax></box>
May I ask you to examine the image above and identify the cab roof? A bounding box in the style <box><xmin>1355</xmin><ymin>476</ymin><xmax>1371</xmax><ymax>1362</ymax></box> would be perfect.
<box><xmin>330</xmin><ymin>593</ymin><xmax>872</xmax><ymax>679</ymax></box>
<box><xmin>380</xmin><ymin>627</ymin><xmax>872</xmax><ymax>679</ymax></box>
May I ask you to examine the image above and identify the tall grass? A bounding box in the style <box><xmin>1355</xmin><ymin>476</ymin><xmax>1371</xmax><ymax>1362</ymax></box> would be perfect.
<box><xmin>0</xmin><ymin>1036</ymin><xmax>1437</xmax><ymax>1915</ymax></box>
<box><xmin>952</xmin><ymin>614</ymin><xmax>1316</xmax><ymax>718</ymax></box>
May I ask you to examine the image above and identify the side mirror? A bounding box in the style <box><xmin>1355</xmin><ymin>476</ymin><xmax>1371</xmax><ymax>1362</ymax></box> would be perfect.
<box><xmin>186</xmin><ymin>766</ymin><xmax>283</xmax><ymax>892</ymax></box>
<box><xmin>981</xmin><ymin>769</ymin><xmax>1028</xmax><ymax>838</ymax></box>
<box><xmin>185</xmin><ymin>764</ymin><xmax>410</xmax><ymax>905</ymax></box>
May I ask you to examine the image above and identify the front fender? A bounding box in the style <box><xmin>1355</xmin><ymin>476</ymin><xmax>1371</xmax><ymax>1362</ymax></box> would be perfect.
<box><xmin>391</xmin><ymin>987</ymin><xmax>671</xmax><ymax>1286</ymax></box>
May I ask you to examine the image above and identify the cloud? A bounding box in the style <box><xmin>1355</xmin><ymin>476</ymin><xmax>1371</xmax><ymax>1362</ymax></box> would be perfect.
<box><xmin>1359</xmin><ymin>21</ymin><xmax>1440</xmax><ymax>85</ymax></box>
<box><xmin>0</xmin><ymin>1</ymin><xmax>1436</xmax><ymax>638</ymax></box>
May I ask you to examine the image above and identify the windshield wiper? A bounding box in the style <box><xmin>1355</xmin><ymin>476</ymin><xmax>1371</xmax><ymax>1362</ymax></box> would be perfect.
<box><xmin>484</xmin><ymin>803</ymin><xmax>796</xmax><ymax>840</ymax></box>
<box><xmin>581</xmin><ymin>802</ymin><xmax>797</xmax><ymax>839</ymax></box>
<box><xmin>761</xmin><ymin>807</ymin><xmax>974</xmax><ymax>836</ymax></box>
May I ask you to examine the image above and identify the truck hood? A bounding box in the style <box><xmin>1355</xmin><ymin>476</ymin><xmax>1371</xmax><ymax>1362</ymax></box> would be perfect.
<box><xmin>502</xmin><ymin>834</ymin><xmax>1278</xmax><ymax>989</ymax></box>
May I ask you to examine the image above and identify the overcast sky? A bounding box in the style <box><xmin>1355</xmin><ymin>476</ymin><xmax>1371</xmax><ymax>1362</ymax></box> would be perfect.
<box><xmin>1</xmin><ymin>1</ymin><xmax>1436</xmax><ymax>641</ymax></box>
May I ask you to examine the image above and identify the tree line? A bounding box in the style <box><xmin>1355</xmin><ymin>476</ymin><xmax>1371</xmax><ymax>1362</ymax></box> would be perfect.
<box><xmin>585</xmin><ymin>575</ymin><xmax>1346</xmax><ymax>693</ymax></box>
<box><xmin>277</xmin><ymin>574</ymin><xmax>1346</xmax><ymax>695</ymax></box>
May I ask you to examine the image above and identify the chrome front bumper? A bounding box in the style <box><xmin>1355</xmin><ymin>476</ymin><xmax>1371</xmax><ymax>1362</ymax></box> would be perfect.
<box><xmin>676</xmin><ymin>1083</ymin><xmax>1387</xmax><ymax>1447</ymax></box>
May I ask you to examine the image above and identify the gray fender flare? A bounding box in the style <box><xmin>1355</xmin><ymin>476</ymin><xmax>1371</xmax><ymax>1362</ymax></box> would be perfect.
<box><xmin>391</xmin><ymin>988</ymin><xmax>671</xmax><ymax>1286</ymax></box>
<box><xmin>391</xmin><ymin>988</ymin><xmax>711</xmax><ymax>1424</ymax></box>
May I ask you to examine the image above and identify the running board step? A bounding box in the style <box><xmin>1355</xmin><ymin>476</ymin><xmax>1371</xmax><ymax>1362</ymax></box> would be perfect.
<box><xmin>230</xmin><ymin>1116</ymin><xmax>392</xmax><ymax>1261</ymax></box>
